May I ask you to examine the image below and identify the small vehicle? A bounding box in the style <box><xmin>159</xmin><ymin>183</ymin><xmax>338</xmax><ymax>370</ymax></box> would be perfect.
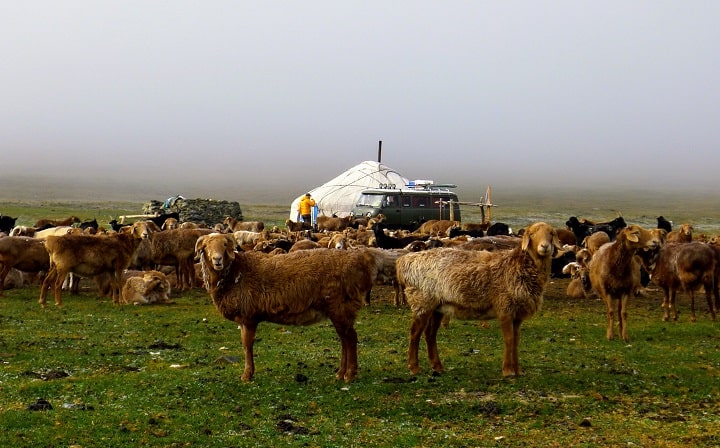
<box><xmin>350</xmin><ymin>181</ymin><xmax>461</xmax><ymax>230</ymax></box>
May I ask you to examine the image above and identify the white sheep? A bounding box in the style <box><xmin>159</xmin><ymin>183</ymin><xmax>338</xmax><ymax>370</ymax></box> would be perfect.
<box><xmin>396</xmin><ymin>221</ymin><xmax>561</xmax><ymax>377</ymax></box>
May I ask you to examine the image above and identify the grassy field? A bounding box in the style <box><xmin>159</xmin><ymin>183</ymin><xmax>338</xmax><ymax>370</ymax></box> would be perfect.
<box><xmin>1</xmin><ymin>197</ymin><xmax>719</xmax><ymax>447</ymax></box>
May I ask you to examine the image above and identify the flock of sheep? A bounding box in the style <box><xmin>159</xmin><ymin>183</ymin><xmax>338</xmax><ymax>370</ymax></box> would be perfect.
<box><xmin>0</xmin><ymin>210</ymin><xmax>718</xmax><ymax>383</ymax></box>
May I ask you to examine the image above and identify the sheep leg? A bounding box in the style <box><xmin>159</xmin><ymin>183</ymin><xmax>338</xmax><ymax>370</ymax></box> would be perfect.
<box><xmin>52</xmin><ymin>268</ymin><xmax>67</xmax><ymax>307</ymax></box>
<box><xmin>393</xmin><ymin>281</ymin><xmax>406</xmax><ymax>307</ymax></box>
<box><xmin>619</xmin><ymin>294</ymin><xmax>630</xmax><ymax>342</ymax></box>
<box><xmin>603</xmin><ymin>296</ymin><xmax>616</xmax><ymax>340</ymax></box>
<box><xmin>669</xmin><ymin>289</ymin><xmax>679</xmax><ymax>322</ymax></box>
<box><xmin>0</xmin><ymin>263</ymin><xmax>10</xmax><ymax>295</ymax></box>
<box><xmin>408</xmin><ymin>311</ymin><xmax>432</xmax><ymax>375</ymax></box>
<box><xmin>705</xmin><ymin>284</ymin><xmax>717</xmax><ymax>321</ymax></box>
<box><xmin>331</xmin><ymin>318</ymin><xmax>358</xmax><ymax>382</ymax></box>
<box><xmin>661</xmin><ymin>287</ymin><xmax>672</xmax><ymax>322</ymax></box>
<box><xmin>239</xmin><ymin>322</ymin><xmax>257</xmax><ymax>382</ymax></box>
<box><xmin>686</xmin><ymin>289</ymin><xmax>697</xmax><ymax>323</ymax></box>
<box><xmin>424</xmin><ymin>311</ymin><xmax>445</xmax><ymax>374</ymax></box>
<box><xmin>500</xmin><ymin>317</ymin><xmax>523</xmax><ymax>376</ymax></box>
<box><xmin>38</xmin><ymin>266</ymin><xmax>57</xmax><ymax>307</ymax></box>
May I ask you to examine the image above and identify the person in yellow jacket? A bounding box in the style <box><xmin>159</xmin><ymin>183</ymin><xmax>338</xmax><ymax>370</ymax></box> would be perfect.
<box><xmin>297</xmin><ymin>193</ymin><xmax>316</xmax><ymax>224</ymax></box>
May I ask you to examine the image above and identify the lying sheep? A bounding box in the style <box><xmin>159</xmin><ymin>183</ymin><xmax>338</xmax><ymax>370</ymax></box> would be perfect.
<box><xmin>195</xmin><ymin>233</ymin><xmax>382</xmax><ymax>382</ymax></box>
<box><xmin>119</xmin><ymin>270</ymin><xmax>172</xmax><ymax>305</ymax></box>
<box><xmin>396</xmin><ymin>222</ymin><xmax>561</xmax><ymax>377</ymax></box>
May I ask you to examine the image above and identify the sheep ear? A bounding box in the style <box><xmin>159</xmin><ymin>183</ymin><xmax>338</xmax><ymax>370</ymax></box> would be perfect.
<box><xmin>194</xmin><ymin>235</ymin><xmax>208</xmax><ymax>259</ymax></box>
<box><xmin>553</xmin><ymin>234</ymin><xmax>563</xmax><ymax>254</ymax></box>
<box><xmin>521</xmin><ymin>230</ymin><xmax>531</xmax><ymax>252</ymax></box>
<box><xmin>225</xmin><ymin>234</ymin><xmax>237</xmax><ymax>259</ymax></box>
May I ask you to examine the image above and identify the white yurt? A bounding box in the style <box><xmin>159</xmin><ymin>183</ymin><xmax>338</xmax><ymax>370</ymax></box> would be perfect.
<box><xmin>289</xmin><ymin>160</ymin><xmax>409</xmax><ymax>221</ymax></box>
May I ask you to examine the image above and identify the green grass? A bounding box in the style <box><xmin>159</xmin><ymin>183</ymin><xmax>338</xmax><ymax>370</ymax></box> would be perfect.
<box><xmin>1</xmin><ymin>277</ymin><xmax>719</xmax><ymax>447</ymax></box>
<box><xmin>1</xmin><ymin>198</ymin><xmax>720</xmax><ymax>447</ymax></box>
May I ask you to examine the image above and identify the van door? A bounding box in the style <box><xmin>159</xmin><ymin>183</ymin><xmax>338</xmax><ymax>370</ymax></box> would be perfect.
<box><xmin>380</xmin><ymin>194</ymin><xmax>402</xmax><ymax>227</ymax></box>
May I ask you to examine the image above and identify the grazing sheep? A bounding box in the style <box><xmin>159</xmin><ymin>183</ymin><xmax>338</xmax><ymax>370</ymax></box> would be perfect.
<box><xmin>232</xmin><ymin>230</ymin><xmax>264</xmax><ymax>249</ymax></box>
<box><xmin>414</xmin><ymin>220</ymin><xmax>459</xmax><ymax>236</ymax></box>
<box><xmin>397</xmin><ymin>222</ymin><xmax>561</xmax><ymax>377</ymax></box>
<box><xmin>34</xmin><ymin>215</ymin><xmax>80</xmax><ymax>229</ymax></box>
<box><xmin>39</xmin><ymin>221</ymin><xmax>151</xmax><ymax>307</ymax></box>
<box><xmin>224</xmin><ymin>217</ymin><xmax>264</xmax><ymax>233</ymax></box>
<box><xmin>0</xmin><ymin>236</ymin><xmax>50</xmax><ymax>296</ymax></box>
<box><xmin>285</xmin><ymin>219</ymin><xmax>308</xmax><ymax>232</ymax></box>
<box><xmin>361</xmin><ymin>247</ymin><xmax>409</xmax><ymax>306</ymax></box>
<box><xmin>638</xmin><ymin>241</ymin><xmax>717</xmax><ymax>322</ymax></box>
<box><xmin>316</xmin><ymin>215</ymin><xmax>353</xmax><ymax>232</ymax></box>
<box><xmin>34</xmin><ymin>226</ymin><xmax>76</xmax><ymax>239</ymax></box>
<box><xmin>135</xmin><ymin>227</ymin><xmax>214</xmax><ymax>291</ymax></box>
<box><xmin>588</xmin><ymin>225</ymin><xmax>661</xmax><ymax>341</ymax></box>
<box><xmin>194</xmin><ymin>233</ymin><xmax>381</xmax><ymax>382</ymax></box>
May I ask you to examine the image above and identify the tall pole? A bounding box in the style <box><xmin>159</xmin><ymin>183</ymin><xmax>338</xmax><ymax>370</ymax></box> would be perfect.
<box><xmin>377</xmin><ymin>140</ymin><xmax>382</xmax><ymax>163</ymax></box>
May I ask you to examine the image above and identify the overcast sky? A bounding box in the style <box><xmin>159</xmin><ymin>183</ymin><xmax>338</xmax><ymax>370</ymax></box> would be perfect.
<box><xmin>1</xmin><ymin>1</ymin><xmax>718</xmax><ymax>202</ymax></box>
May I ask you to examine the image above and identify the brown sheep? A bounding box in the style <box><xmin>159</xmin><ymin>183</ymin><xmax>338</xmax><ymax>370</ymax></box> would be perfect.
<box><xmin>588</xmin><ymin>225</ymin><xmax>661</xmax><ymax>341</ymax></box>
<box><xmin>34</xmin><ymin>215</ymin><xmax>80</xmax><ymax>229</ymax></box>
<box><xmin>666</xmin><ymin>223</ymin><xmax>693</xmax><ymax>243</ymax></box>
<box><xmin>562</xmin><ymin>262</ymin><xmax>591</xmax><ymax>299</ymax></box>
<box><xmin>285</xmin><ymin>219</ymin><xmax>308</xmax><ymax>232</ymax></box>
<box><xmin>583</xmin><ymin>231</ymin><xmax>610</xmax><ymax>255</ymax></box>
<box><xmin>34</xmin><ymin>226</ymin><xmax>76</xmax><ymax>239</ymax></box>
<box><xmin>316</xmin><ymin>215</ymin><xmax>353</xmax><ymax>232</ymax></box>
<box><xmin>135</xmin><ymin>227</ymin><xmax>214</xmax><ymax>291</ymax></box>
<box><xmin>556</xmin><ymin>228</ymin><xmax>578</xmax><ymax>247</ymax></box>
<box><xmin>288</xmin><ymin>239</ymin><xmax>323</xmax><ymax>252</ymax></box>
<box><xmin>396</xmin><ymin>222</ymin><xmax>561</xmax><ymax>377</ymax></box>
<box><xmin>161</xmin><ymin>217</ymin><xmax>179</xmax><ymax>230</ymax></box>
<box><xmin>39</xmin><ymin>221</ymin><xmax>151</xmax><ymax>307</ymax></box>
<box><xmin>0</xmin><ymin>236</ymin><xmax>50</xmax><ymax>295</ymax></box>
<box><xmin>1</xmin><ymin>267</ymin><xmax>24</xmax><ymax>290</ymax></box>
<box><xmin>119</xmin><ymin>270</ymin><xmax>172</xmax><ymax>305</ymax></box>
<box><xmin>194</xmin><ymin>233</ymin><xmax>382</xmax><ymax>382</ymax></box>
<box><xmin>638</xmin><ymin>241</ymin><xmax>717</xmax><ymax>322</ymax></box>
<box><xmin>224</xmin><ymin>217</ymin><xmax>264</xmax><ymax>233</ymax></box>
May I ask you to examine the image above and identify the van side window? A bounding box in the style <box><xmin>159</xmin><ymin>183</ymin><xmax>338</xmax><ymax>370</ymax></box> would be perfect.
<box><xmin>413</xmin><ymin>196</ymin><xmax>429</xmax><ymax>207</ymax></box>
<box><xmin>402</xmin><ymin>196</ymin><xmax>411</xmax><ymax>207</ymax></box>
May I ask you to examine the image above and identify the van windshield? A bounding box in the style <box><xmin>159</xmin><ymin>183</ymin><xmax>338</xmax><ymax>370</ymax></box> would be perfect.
<box><xmin>356</xmin><ymin>193</ymin><xmax>385</xmax><ymax>207</ymax></box>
